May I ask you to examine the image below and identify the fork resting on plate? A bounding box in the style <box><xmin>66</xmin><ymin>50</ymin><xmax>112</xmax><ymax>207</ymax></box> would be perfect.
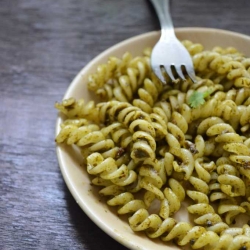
<box><xmin>150</xmin><ymin>0</ymin><xmax>196</xmax><ymax>83</ymax></box>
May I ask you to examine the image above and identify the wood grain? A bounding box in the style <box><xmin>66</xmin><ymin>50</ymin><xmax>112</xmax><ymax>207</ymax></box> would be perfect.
<box><xmin>1</xmin><ymin>0</ymin><xmax>250</xmax><ymax>249</ymax></box>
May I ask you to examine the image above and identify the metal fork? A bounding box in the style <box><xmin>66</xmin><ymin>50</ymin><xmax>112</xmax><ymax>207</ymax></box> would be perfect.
<box><xmin>150</xmin><ymin>0</ymin><xmax>196</xmax><ymax>83</ymax></box>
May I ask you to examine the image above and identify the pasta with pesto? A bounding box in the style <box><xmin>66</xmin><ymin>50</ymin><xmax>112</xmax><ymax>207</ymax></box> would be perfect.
<box><xmin>55</xmin><ymin>40</ymin><xmax>250</xmax><ymax>249</ymax></box>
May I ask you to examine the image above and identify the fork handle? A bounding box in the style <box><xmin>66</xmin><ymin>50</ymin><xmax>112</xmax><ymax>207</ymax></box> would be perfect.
<box><xmin>150</xmin><ymin>0</ymin><xmax>176</xmax><ymax>39</ymax></box>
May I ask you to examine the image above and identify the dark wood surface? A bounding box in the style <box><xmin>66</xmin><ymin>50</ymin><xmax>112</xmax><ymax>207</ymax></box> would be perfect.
<box><xmin>1</xmin><ymin>0</ymin><xmax>250</xmax><ymax>249</ymax></box>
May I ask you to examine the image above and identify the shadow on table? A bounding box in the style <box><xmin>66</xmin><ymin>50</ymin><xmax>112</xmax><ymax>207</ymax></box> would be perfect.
<box><xmin>64</xmin><ymin>183</ymin><xmax>128</xmax><ymax>250</ymax></box>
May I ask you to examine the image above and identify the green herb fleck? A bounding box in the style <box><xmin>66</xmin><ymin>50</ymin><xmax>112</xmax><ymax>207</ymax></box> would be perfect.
<box><xmin>188</xmin><ymin>90</ymin><xmax>212</xmax><ymax>108</ymax></box>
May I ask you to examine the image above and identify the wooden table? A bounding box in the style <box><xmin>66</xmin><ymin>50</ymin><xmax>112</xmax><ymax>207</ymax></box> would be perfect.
<box><xmin>1</xmin><ymin>0</ymin><xmax>250</xmax><ymax>249</ymax></box>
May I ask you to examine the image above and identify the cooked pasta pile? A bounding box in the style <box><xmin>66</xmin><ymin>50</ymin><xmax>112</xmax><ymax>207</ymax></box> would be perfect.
<box><xmin>55</xmin><ymin>40</ymin><xmax>250</xmax><ymax>249</ymax></box>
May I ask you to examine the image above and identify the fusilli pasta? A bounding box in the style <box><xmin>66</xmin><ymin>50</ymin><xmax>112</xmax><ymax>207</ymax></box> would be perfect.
<box><xmin>55</xmin><ymin>40</ymin><xmax>250</xmax><ymax>249</ymax></box>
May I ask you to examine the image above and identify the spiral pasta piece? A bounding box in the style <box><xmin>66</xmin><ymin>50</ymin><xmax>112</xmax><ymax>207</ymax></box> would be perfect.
<box><xmin>102</xmin><ymin>101</ymin><xmax>157</xmax><ymax>161</ymax></box>
<box><xmin>142</xmin><ymin>177</ymin><xmax>185</xmax><ymax>220</ymax></box>
<box><xmin>162</xmin><ymin>178</ymin><xmax>185</xmax><ymax>216</ymax></box>
<box><xmin>217</xmin><ymin>162</ymin><xmax>246</xmax><ymax>197</ymax></box>
<box><xmin>225</xmin><ymin>88</ymin><xmax>250</xmax><ymax>105</ymax></box>
<box><xmin>55</xmin><ymin>119</ymin><xmax>98</xmax><ymax>144</ymax></box>
<box><xmin>129</xmin><ymin>209</ymin><xmax>221</xmax><ymax>249</ymax></box>
<box><xmin>187</xmin><ymin>191</ymin><xmax>230</xmax><ymax>235</ymax></box>
<box><xmin>209</xmin><ymin>163</ymin><xmax>247</xmax><ymax>225</ymax></box>
<box><xmin>89</xmin><ymin>53</ymin><xmax>150</xmax><ymax>101</ymax></box>
<box><xmin>225</xmin><ymin>143</ymin><xmax>250</xmax><ymax>178</ymax></box>
<box><xmin>159</xmin><ymin>89</ymin><xmax>186</xmax><ymax>112</ymax></box>
<box><xmin>193</xmin><ymin>51</ymin><xmax>232</xmax><ymax>73</ymax></box>
<box><xmin>187</xmin><ymin>152</ymin><xmax>248</xmax><ymax>237</ymax></box>
<box><xmin>165</xmin><ymin>126</ymin><xmax>194</xmax><ymax>180</ymax></box>
<box><xmin>182</xmin><ymin>40</ymin><xmax>204</xmax><ymax>56</ymax></box>
<box><xmin>239</xmin><ymin>105</ymin><xmax>250</xmax><ymax>133</ymax></box>
<box><xmin>92</xmin><ymin>178</ymin><xmax>146</xmax><ymax>215</ymax></box>
<box><xmin>101</xmin><ymin>122</ymin><xmax>133</xmax><ymax>149</ymax></box>
<box><xmin>87</xmin><ymin>52</ymin><xmax>132</xmax><ymax>92</ymax></box>
<box><xmin>193</xmin><ymin>50</ymin><xmax>250</xmax><ymax>87</ymax></box>
<box><xmin>55</xmin><ymin>97</ymin><xmax>99</xmax><ymax>122</ymax></box>
<box><xmin>212</xmin><ymin>45</ymin><xmax>243</xmax><ymax>57</ymax></box>
<box><xmin>108</xmin><ymin>192</ymin><xmax>147</xmax><ymax>215</ymax></box>
<box><xmin>139</xmin><ymin>158</ymin><xmax>166</xmax><ymax>201</ymax></box>
<box><xmin>87</xmin><ymin>152</ymin><xmax>137</xmax><ymax>186</ymax></box>
<box><xmin>218</xmin><ymin>61</ymin><xmax>250</xmax><ymax>88</ymax></box>
<box><xmin>149</xmin><ymin>108</ymin><xmax>168</xmax><ymax>141</ymax></box>
<box><xmin>133</xmin><ymin>77</ymin><xmax>163</xmax><ymax>113</ymax></box>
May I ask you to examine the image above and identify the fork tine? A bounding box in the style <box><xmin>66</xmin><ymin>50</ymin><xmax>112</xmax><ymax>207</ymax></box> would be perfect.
<box><xmin>153</xmin><ymin>66</ymin><xmax>166</xmax><ymax>83</ymax></box>
<box><xmin>175</xmin><ymin>65</ymin><xmax>186</xmax><ymax>80</ymax></box>
<box><xmin>185</xmin><ymin>66</ymin><xmax>197</xmax><ymax>83</ymax></box>
<box><xmin>164</xmin><ymin>66</ymin><xmax>175</xmax><ymax>81</ymax></box>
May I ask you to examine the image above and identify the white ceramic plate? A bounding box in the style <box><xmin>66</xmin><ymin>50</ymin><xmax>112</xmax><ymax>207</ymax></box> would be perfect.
<box><xmin>55</xmin><ymin>28</ymin><xmax>250</xmax><ymax>250</ymax></box>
